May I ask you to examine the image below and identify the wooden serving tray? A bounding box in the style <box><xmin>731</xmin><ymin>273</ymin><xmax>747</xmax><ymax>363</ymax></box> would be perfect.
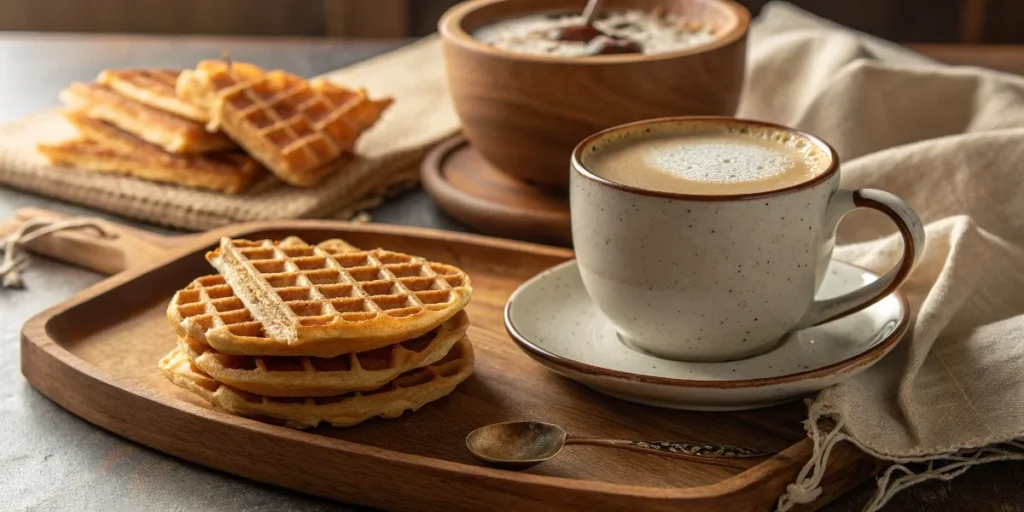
<box><xmin>10</xmin><ymin>208</ymin><xmax>883</xmax><ymax>512</ymax></box>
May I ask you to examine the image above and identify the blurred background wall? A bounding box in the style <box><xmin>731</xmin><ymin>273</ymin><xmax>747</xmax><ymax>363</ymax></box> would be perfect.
<box><xmin>0</xmin><ymin>0</ymin><xmax>1019</xmax><ymax>43</ymax></box>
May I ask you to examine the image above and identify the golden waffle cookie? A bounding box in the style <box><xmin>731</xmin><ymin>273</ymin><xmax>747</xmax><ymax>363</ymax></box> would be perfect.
<box><xmin>168</xmin><ymin>238</ymin><xmax>472</xmax><ymax>358</ymax></box>
<box><xmin>204</xmin><ymin>237</ymin><xmax>473</xmax><ymax>355</ymax></box>
<box><xmin>60</xmin><ymin>82</ymin><xmax>235</xmax><ymax>154</ymax></box>
<box><xmin>178</xmin><ymin>310</ymin><xmax>469</xmax><ymax>397</ymax></box>
<box><xmin>98</xmin><ymin>68</ymin><xmax>210</xmax><ymax>123</ymax></box>
<box><xmin>177</xmin><ymin>60</ymin><xmax>392</xmax><ymax>186</ymax></box>
<box><xmin>176</xmin><ymin>60</ymin><xmax>264</xmax><ymax>111</ymax></box>
<box><xmin>38</xmin><ymin>112</ymin><xmax>261</xmax><ymax>194</ymax></box>
<box><xmin>159</xmin><ymin>337</ymin><xmax>475</xmax><ymax>429</ymax></box>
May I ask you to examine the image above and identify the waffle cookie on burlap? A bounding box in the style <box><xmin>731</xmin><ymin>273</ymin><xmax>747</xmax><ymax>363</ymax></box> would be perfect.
<box><xmin>159</xmin><ymin>336</ymin><xmax>474</xmax><ymax>429</ymax></box>
<box><xmin>176</xmin><ymin>310</ymin><xmax>469</xmax><ymax>397</ymax></box>
<box><xmin>59</xmin><ymin>82</ymin><xmax>235</xmax><ymax>154</ymax></box>
<box><xmin>98</xmin><ymin>69</ymin><xmax>210</xmax><ymax>123</ymax></box>
<box><xmin>176</xmin><ymin>60</ymin><xmax>392</xmax><ymax>186</ymax></box>
<box><xmin>38</xmin><ymin>112</ymin><xmax>261</xmax><ymax>194</ymax></box>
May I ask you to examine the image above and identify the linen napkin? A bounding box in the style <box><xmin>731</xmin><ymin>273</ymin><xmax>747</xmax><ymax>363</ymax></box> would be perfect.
<box><xmin>741</xmin><ymin>4</ymin><xmax>1024</xmax><ymax>511</ymax></box>
<box><xmin>0</xmin><ymin>36</ymin><xmax>459</xmax><ymax>230</ymax></box>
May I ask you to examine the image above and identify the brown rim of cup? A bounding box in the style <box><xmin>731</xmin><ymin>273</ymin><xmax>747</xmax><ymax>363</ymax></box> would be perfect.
<box><xmin>438</xmin><ymin>0</ymin><xmax>751</xmax><ymax>65</ymax></box>
<box><xmin>570</xmin><ymin>116</ymin><xmax>842</xmax><ymax>201</ymax></box>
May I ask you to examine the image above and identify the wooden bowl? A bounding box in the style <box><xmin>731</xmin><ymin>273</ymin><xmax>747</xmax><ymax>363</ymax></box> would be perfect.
<box><xmin>439</xmin><ymin>0</ymin><xmax>750</xmax><ymax>189</ymax></box>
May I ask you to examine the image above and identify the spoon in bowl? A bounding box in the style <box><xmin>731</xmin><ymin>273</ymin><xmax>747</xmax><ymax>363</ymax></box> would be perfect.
<box><xmin>544</xmin><ymin>0</ymin><xmax>643</xmax><ymax>55</ymax></box>
<box><xmin>466</xmin><ymin>421</ymin><xmax>773</xmax><ymax>471</ymax></box>
<box><xmin>551</xmin><ymin>0</ymin><xmax>605</xmax><ymax>42</ymax></box>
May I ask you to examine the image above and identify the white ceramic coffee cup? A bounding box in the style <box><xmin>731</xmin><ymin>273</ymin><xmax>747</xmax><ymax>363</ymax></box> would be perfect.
<box><xmin>570</xmin><ymin>117</ymin><xmax>924</xmax><ymax>362</ymax></box>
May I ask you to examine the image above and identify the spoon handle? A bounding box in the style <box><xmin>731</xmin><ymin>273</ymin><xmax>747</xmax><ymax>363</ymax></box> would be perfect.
<box><xmin>581</xmin><ymin>0</ymin><xmax>605</xmax><ymax>25</ymax></box>
<box><xmin>565</xmin><ymin>437</ymin><xmax>772</xmax><ymax>462</ymax></box>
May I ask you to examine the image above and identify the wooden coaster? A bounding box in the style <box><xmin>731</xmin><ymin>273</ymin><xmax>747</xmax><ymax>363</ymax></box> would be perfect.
<box><xmin>421</xmin><ymin>135</ymin><xmax>571</xmax><ymax>246</ymax></box>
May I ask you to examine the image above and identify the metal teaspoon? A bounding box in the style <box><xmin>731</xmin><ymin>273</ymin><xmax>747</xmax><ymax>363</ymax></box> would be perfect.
<box><xmin>466</xmin><ymin>421</ymin><xmax>773</xmax><ymax>471</ymax></box>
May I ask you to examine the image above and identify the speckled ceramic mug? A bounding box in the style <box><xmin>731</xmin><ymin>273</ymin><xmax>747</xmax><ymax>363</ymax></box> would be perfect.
<box><xmin>570</xmin><ymin>117</ymin><xmax>925</xmax><ymax>362</ymax></box>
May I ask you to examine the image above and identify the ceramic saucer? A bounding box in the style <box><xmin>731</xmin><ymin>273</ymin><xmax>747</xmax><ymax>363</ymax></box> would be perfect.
<box><xmin>504</xmin><ymin>260</ymin><xmax>909</xmax><ymax>411</ymax></box>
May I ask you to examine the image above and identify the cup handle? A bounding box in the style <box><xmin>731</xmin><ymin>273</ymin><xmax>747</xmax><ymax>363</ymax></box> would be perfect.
<box><xmin>796</xmin><ymin>189</ymin><xmax>925</xmax><ymax>328</ymax></box>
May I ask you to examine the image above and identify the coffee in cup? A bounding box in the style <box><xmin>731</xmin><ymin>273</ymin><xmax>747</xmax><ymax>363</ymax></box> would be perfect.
<box><xmin>587</xmin><ymin>121</ymin><xmax>829</xmax><ymax>195</ymax></box>
<box><xmin>570</xmin><ymin>117</ymin><xmax>924</xmax><ymax>362</ymax></box>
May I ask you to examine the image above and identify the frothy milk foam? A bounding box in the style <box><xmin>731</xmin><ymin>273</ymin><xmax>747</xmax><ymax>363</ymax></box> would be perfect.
<box><xmin>585</xmin><ymin>123</ymin><xmax>830</xmax><ymax>195</ymax></box>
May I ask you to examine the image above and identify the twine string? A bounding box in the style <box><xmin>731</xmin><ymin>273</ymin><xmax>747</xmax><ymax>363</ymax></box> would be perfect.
<box><xmin>0</xmin><ymin>218</ymin><xmax>116</xmax><ymax>289</ymax></box>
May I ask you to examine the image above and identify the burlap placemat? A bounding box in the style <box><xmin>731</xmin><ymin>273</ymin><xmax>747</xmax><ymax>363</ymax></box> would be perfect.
<box><xmin>744</xmin><ymin>4</ymin><xmax>1024</xmax><ymax>511</ymax></box>
<box><xmin>0</xmin><ymin>36</ymin><xmax>458</xmax><ymax>231</ymax></box>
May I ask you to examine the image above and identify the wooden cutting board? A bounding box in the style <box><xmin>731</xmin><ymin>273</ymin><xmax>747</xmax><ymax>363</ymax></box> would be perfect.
<box><xmin>7</xmin><ymin>207</ymin><xmax>884</xmax><ymax>512</ymax></box>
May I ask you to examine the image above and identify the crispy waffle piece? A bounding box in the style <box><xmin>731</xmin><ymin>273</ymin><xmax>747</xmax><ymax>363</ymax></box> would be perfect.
<box><xmin>38</xmin><ymin>113</ymin><xmax>261</xmax><ymax>194</ymax></box>
<box><xmin>98</xmin><ymin>68</ymin><xmax>210</xmax><ymax>123</ymax></box>
<box><xmin>178</xmin><ymin>310</ymin><xmax>469</xmax><ymax>397</ymax></box>
<box><xmin>59</xmin><ymin>82</ymin><xmax>235</xmax><ymax>154</ymax></box>
<box><xmin>176</xmin><ymin>60</ymin><xmax>393</xmax><ymax>186</ymax></box>
<box><xmin>205</xmin><ymin>237</ymin><xmax>473</xmax><ymax>354</ymax></box>
<box><xmin>168</xmin><ymin>238</ymin><xmax>472</xmax><ymax>358</ymax></box>
<box><xmin>176</xmin><ymin>61</ymin><xmax>265</xmax><ymax>111</ymax></box>
<box><xmin>159</xmin><ymin>336</ymin><xmax>475</xmax><ymax>429</ymax></box>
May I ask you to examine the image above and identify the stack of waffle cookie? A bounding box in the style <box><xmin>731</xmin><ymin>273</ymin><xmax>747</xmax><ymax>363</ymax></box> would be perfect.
<box><xmin>159</xmin><ymin>236</ymin><xmax>474</xmax><ymax>429</ymax></box>
<box><xmin>38</xmin><ymin>62</ymin><xmax>392</xmax><ymax>193</ymax></box>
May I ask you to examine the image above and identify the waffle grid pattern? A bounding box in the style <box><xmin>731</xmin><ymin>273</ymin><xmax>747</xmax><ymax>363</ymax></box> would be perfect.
<box><xmin>214</xmin><ymin>239</ymin><xmax>469</xmax><ymax>336</ymax></box>
<box><xmin>201</xmin><ymin>63</ymin><xmax>383</xmax><ymax>178</ymax></box>
<box><xmin>162</xmin><ymin>237</ymin><xmax>474</xmax><ymax>428</ymax></box>
<box><xmin>172</xmin><ymin>274</ymin><xmax>256</xmax><ymax>337</ymax></box>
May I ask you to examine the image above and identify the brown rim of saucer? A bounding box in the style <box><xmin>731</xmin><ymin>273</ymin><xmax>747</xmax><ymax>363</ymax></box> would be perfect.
<box><xmin>439</xmin><ymin>0</ymin><xmax>751</xmax><ymax>65</ymax></box>
<box><xmin>571</xmin><ymin>116</ymin><xmax>843</xmax><ymax>201</ymax></box>
<box><xmin>504</xmin><ymin>260</ymin><xmax>910</xmax><ymax>389</ymax></box>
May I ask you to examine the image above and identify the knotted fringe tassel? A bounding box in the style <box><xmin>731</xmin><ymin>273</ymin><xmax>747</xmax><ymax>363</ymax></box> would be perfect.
<box><xmin>0</xmin><ymin>218</ymin><xmax>115</xmax><ymax>289</ymax></box>
<box><xmin>777</xmin><ymin>400</ymin><xmax>850</xmax><ymax>510</ymax></box>
<box><xmin>777</xmin><ymin>401</ymin><xmax>1024</xmax><ymax>512</ymax></box>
